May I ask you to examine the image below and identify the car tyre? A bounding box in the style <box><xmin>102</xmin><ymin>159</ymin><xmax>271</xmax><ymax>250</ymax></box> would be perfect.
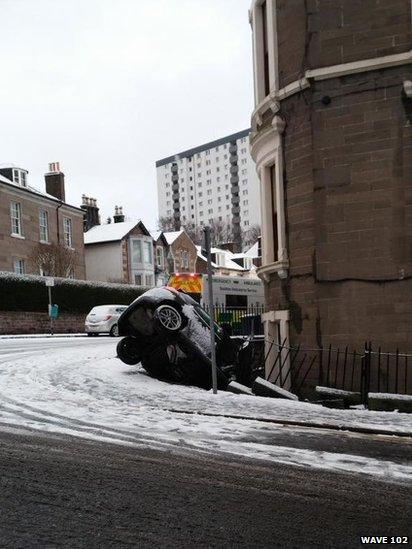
<box><xmin>153</xmin><ymin>304</ymin><xmax>187</xmax><ymax>334</ymax></box>
<box><xmin>116</xmin><ymin>336</ymin><xmax>142</xmax><ymax>365</ymax></box>
<box><xmin>110</xmin><ymin>324</ymin><xmax>119</xmax><ymax>337</ymax></box>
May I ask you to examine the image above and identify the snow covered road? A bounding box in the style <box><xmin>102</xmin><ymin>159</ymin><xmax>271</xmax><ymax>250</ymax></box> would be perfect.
<box><xmin>0</xmin><ymin>336</ymin><xmax>411</xmax><ymax>484</ymax></box>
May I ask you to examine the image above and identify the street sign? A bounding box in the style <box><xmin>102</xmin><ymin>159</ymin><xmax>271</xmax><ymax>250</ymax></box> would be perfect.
<box><xmin>45</xmin><ymin>277</ymin><xmax>55</xmax><ymax>287</ymax></box>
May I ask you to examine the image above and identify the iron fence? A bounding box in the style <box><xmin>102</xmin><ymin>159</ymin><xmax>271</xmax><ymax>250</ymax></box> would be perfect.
<box><xmin>264</xmin><ymin>338</ymin><xmax>412</xmax><ymax>401</ymax></box>
<box><xmin>204</xmin><ymin>304</ymin><xmax>265</xmax><ymax>336</ymax></box>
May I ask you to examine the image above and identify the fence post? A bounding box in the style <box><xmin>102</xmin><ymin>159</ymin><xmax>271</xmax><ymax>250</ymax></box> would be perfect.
<box><xmin>361</xmin><ymin>342</ymin><xmax>371</xmax><ymax>409</ymax></box>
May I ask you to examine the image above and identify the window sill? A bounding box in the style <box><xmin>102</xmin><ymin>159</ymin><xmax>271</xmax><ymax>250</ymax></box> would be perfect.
<box><xmin>257</xmin><ymin>259</ymin><xmax>289</xmax><ymax>282</ymax></box>
<box><xmin>11</xmin><ymin>233</ymin><xmax>25</xmax><ymax>240</ymax></box>
<box><xmin>40</xmin><ymin>240</ymin><xmax>50</xmax><ymax>245</ymax></box>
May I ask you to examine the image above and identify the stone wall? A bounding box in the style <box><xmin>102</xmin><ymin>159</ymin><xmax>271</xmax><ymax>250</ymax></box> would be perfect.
<box><xmin>0</xmin><ymin>311</ymin><xmax>87</xmax><ymax>335</ymax></box>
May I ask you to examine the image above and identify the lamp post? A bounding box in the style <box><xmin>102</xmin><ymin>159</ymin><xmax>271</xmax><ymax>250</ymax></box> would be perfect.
<box><xmin>202</xmin><ymin>226</ymin><xmax>218</xmax><ymax>394</ymax></box>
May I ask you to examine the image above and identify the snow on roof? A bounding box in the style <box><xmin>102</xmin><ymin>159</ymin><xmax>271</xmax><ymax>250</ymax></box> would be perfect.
<box><xmin>0</xmin><ymin>174</ymin><xmax>13</xmax><ymax>184</ymax></box>
<box><xmin>84</xmin><ymin>221</ymin><xmax>140</xmax><ymax>245</ymax></box>
<box><xmin>244</xmin><ymin>241</ymin><xmax>259</xmax><ymax>258</ymax></box>
<box><xmin>0</xmin><ymin>172</ymin><xmax>81</xmax><ymax>210</ymax></box>
<box><xmin>164</xmin><ymin>230</ymin><xmax>184</xmax><ymax>245</ymax></box>
<box><xmin>150</xmin><ymin>230</ymin><xmax>163</xmax><ymax>242</ymax></box>
<box><xmin>195</xmin><ymin>245</ymin><xmax>245</xmax><ymax>271</ymax></box>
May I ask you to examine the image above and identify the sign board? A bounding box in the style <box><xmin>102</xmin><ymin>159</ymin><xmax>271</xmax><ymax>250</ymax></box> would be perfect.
<box><xmin>168</xmin><ymin>273</ymin><xmax>202</xmax><ymax>294</ymax></box>
<box><xmin>48</xmin><ymin>304</ymin><xmax>59</xmax><ymax>319</ymax></box>
<box><xmin>45</xmin><ymin>277</ymin><xmax>55</xmax><ymax>287</ymax></box>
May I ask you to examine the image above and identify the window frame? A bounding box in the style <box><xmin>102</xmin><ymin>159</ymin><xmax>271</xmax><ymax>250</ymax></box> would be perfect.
<box><xmin>10</xmin><ymin>202</ymin><xmax>23</xmax><ymax>236</ymax></box>
<box><xmin>63</xmin><ymin>217</ymin><xmax>73</xmax><ymax>248</ymax></box>
<box><xmin>39</xmin><ymin>209</ymin><xmax>49</xmax><ymax>243</ymax></box>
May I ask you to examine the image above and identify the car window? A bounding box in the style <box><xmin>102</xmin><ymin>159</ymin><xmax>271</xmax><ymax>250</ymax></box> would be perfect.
<box><xmin>193</xmin><ymin>306</ymin><xmax>223</xmax><ymax>338</ymax></box>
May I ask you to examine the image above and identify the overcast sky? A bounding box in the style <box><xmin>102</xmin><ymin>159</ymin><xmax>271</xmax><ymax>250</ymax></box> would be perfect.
<box><xmin>1</xmin><ymin>0</ymin><xmax>254</xmax><ymax>230</ymax></box>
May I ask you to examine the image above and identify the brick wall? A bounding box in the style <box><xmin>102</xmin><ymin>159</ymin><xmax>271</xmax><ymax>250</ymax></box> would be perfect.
<box><xmin>277</xmin><ymin>0</ymin><xmax>411</xmax><ymax>88</ymax></box>
<box><xmin>0</xmin><ymin>311</ymin><xmax>86</xmax><ymax>335</ymax></box>
<box><xmin>0</xmin><ymin>183</ymin><xmax>85</xmax><ymax>278</ymax></box>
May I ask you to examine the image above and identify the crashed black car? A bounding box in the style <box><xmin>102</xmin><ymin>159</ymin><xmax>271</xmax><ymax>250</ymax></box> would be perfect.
<box><xmin>116</xmin><ymin>287</ymin><xmax>261</xmax><ymax>389</ymax></box>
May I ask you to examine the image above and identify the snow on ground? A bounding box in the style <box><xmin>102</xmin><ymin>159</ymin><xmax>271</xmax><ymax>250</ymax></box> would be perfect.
<box><xmin>0</xmin><ymin>338</ymin><xmax>411</xmax><ymax>483</ymax></box>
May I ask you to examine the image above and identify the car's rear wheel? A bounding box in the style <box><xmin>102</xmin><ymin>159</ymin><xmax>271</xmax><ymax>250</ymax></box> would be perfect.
<box><xmin>116</xmin><ymin>336</ymin><xmax>142</xmax><ymax>365</ymax></box>
<box><xmin>153</xmin><ymin>304</ymin><xmax>187</xmax><ymax>334</ymax></box>
<box><xmin>110</xmin><ymin>324</ymin><xmax>119</xmax><ymax>337</ymax></box>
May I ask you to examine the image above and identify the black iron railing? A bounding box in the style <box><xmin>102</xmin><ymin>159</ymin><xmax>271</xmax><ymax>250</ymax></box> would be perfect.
<box><xmin>264</xmin><ymin>339</ymin><xmax>412</xmax><ymax>401</ymax></box>
<box><xmin>204</xmin><ymin>305</ymin><xmax>265</xmax><ymax>336</ymax></box>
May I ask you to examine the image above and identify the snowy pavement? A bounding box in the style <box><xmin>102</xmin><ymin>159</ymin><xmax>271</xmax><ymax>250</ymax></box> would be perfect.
<box><xmin>0</xmin><ymin>337</ymin><xmax>411</xmax><ymax>484</ymax></box>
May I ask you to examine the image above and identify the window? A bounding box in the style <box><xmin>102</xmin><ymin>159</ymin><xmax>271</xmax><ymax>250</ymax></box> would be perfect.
<box><xmin>216</xmin><ymin>157</ymin><xmax>220</xmax><ymax>162</ymax></box>
<box><xmin>63</xmin><ymin>217</ymin><xmax>73</xmax><ymax>247</ymax></box>
<box><xmin>216</xmin><ymin>167</ymin><xmax>220</xmax><ymax>172</ymax></box>
<box><xmin>166</xmin><ymin>192</ymin><xmax>170</xmax><ymax>197</ymax></box>
<box><xmin>13</xmin><ymin>259</ymin><xmax>25</xmax><ymax>274</ymax></box>
<box><xmin>198</xmin><ymin>181</ymin><xmax>202</xmax><ymax>186</ymax></box>
<box><xmin>241</xmin><ymin>148</ymin><xmax>247</xmax><ymax>154</ymax></box>
<box><xmin>243</xmin><ymin>199</ymin><xmax>249</xmax><ymax>205</ymax></box>
<box><xmin>197</xmin><ymin>163</ymin><xmax>201</xmax><ymax>169</ymax></box>
<box><xmin>131</xmin><ymin>240</ymin><xmax>142</xmax><ymax>264</ymax></box>
<box><xmin>199</xmin><ymin>211</ymin><xmax>203</xmax><ymax>217</ymax></box>
<box><xmin>206</xmin><ymin>170</ymin><xmax>211</xmax><ymax>175</ymax></box>
<box><xmin>215</xmin><ymin>146</ymin><xmax>219</xmax><ymax>152</ymax></box>
<box><xmin>217</xmin><ymin>177</ymin><xmax>220</xmax><ymax>182</ymax></box>
<box><xmin>156</xmin><ymin>246</ymin><xmax>164</xmax><ymax>268</ymax></box>
<box><xmin>134</xmin><ymin>274</ymin><xmax>142</xmax><ymax>285</ymax></box>
<box><xmin>208</xmin><ymin>199</ymin><xmax>212</xmax><ymax>205</ymax></box>
<box><xmin>218</xmin><ymin>206</ymin><xmax>222</xmax><ymax>212</ymax></box>
<box><xmin>199</xmin><ymin>201</ymin><xmax>203</xmax><ymax>206</ymax></box>
<box><xmin>12</xmin><ymin>169</ymin><xmax>27</xmax><ymax>187</ymax></box>
<box><xmin>206</xmin><ymin>160</ymin><xmax>211</xmax><ymax>166</ymax></box>
<box><xmin>241</xmin><ymin>159</ymin><xmax>247</xmax><ymax>165</ymax></box>
<box><xmin>262</xmin><ymin>0</ymin><xmax>270</xmax><ymax>96</ymax></box>
<box><xmin>224</xmin><ymin>154</ymin><xmax>228</xmax><ymax>160</ymax></box>
<box><xmin>182</xmin><ymin>250</ymin><xmax>189</xmax><ymax>269</ymax></box>
<box><xmin>244</xmin><ymin>210</ymin><xmax>249</xmax><ymax>216</ymax></box>
<box><xmin>208</xmin><ymin>208</ymin><xmax>213</xmax><ymax>214</ymax></box>
<box><xmin>199</xmin><ymin>192</ymin><xmax>203</xmax><ymax>197</ymax></box>
<box><xmin>39</xmin><ymin>210</ymin><xmax>49</xmax><ymax>242</ymax></box>
<box><xmin>10</xmin><ymin>202</ymin><xmax>22</xmax><ymax>236</ymax></box>
<box><xmin>207</xmin><ymin>189</ymin><xmax>212</xmax><ymax>195</ymax></box>
<box><xmin>167</xmin><ymin>201</ymin><xmax>171</xmax><ymax>206</ymax></box>
<box><xmin>217</xmin><ymin>186</ymin><xmax>221</xmax><ymax>192</ymax></box>
<box><xmin>244</xmin><ymin>220</ymin><xmax>250</xmax><ymax>227</ymax></box>
<box><xmin>143</xmin><ymin>241</ymin><xmax>153</xmax><ymax>264</ymax></box>
<box><xmin>145</xmin><ymin>274</ymin><xmax>154</xmax><ymax>286</ymax></box>
<box><xmin>215</xmin><ymin>253</ymin><xmax>225</xmax><ymax>266</ymax></box>
<box><xmin>167</xmin><ymin>210</ymin><xmax>172</xmax><ymax>216</ymax></box>
<box><xmin>243</xmin><ymin>190</ymin><xmax>248</xmax><ymax>195</ymax></box>
<box><xmin>242</xmin><ymin>169</ymin><xmax>247</xmax><ymax>175</ymax></box>
<box><xmin>205</xmin><ymin>150</ymin><xmax>210</xmax><ymax>156</ymax></box>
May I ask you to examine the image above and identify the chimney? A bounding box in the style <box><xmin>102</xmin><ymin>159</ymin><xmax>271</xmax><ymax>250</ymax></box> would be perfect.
<box><xmin>113</xmin><ymin>205</ymin><xmax>125</xmax><ymax>223</ymax></box>
<box><xmin>81</xmin><ymin>195</ymin><xmax>100</xmax><ymax>231</ymax></box>
<box><xmin>45</xmin><ymin>162</ymin><xmax>65</xmax><ymax>201</ymax></box>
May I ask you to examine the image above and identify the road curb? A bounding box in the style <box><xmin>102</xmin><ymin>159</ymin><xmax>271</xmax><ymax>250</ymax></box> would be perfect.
<box><xmin>165</xmin><ymin>408</ymin><xmax>412</xmax><ymax>438</ymax></box>
<box><xmin>0</xmin><ymin>334</ymin><xmax>87</xmax><ymax>339</ymax></box>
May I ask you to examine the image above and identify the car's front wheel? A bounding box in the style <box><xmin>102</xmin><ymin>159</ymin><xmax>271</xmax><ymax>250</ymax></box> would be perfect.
<box><xmin>153</xmin><ymin>304</ymin><xmax>187</xmax><ymax>334</ymax></box>
<box><xmin>110</xmin><ymin>324</ymin><xmax>119</xmax><ymax>337</ymax></box>
<box><xmin>116</xmin><ymin>336</ymin><xmax>142</xmax><ymax>365</ymax></box>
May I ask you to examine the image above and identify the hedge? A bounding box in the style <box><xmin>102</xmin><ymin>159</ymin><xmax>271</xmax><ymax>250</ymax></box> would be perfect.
<box><xmin>0</xmin><ymin>272</ymin><xmax>146</xmax><ymax>314</ymax></box>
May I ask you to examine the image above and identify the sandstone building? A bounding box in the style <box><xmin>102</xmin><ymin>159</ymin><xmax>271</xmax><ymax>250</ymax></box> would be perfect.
<box><xmin>0</xmin><ymin>163</ymin><xmax>86</xmax><ymax>279</ymax></box>
<box><xmin>249</xmin><ymin>0</ymin><xmax>412</xmax><ymax>381</ymax></box>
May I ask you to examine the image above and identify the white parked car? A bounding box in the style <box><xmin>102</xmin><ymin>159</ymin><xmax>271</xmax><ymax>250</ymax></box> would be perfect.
<box><xmin>85</xmin><ymin>305</ymin><xmax>128</xmax><ymax>337</ymax></box>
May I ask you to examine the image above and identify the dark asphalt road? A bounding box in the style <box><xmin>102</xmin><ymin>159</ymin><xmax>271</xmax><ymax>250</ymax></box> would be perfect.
<box><xmin>0</xmin><ymin>428</ymin><xmax>410</xmax><ymax>549</ymax></box>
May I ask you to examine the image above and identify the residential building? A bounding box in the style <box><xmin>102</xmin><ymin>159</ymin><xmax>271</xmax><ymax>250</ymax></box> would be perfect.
<box><xmin>196</xmin><ymin>245</ymin><xmax>258</xmax><ymax>278</ymax></box>
<box><xmin>84</xmin><ymin>217</ymin><xmax>155</xmax><ymax>286</ymax></box>
<box><xmin>150</xmin><ymin>230</ymin><xmax>169</xmax><ymax>286</ymax></box>
<box><xmin>163</xmin><ymin>230</ymin><xmax>197</xmax><ymax>274</ymax></box>
<box><xmin>0</xmin><ymin>163</ymin><xmax>85</xmax><ymax>278</ymax></box>
<box><xmin>249</xmin><ymin>0</ymin><xmax>412</xmax><ymax>382</ymax></box>
<box><xmin>156</xmin><ymin>130</ymin><xmax>261</xmax><ymax>250</ymax></box>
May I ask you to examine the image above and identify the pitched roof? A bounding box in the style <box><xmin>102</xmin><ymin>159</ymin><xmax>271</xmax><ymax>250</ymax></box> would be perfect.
<box><xmin>195</xmin><ymin>246</ymin><xmax>246</xmax><ymax>271</ymax></box>
<box><xmin>84</xmin><ymin>221</ymin><xmax>141</xmax><ymax>245</ymax></box>
<box><xmin>163</xmin><ymin>230</ymin><xmax>184</xmax><ymax>245</ymax></box>
<box><xmin>150</xmin><ymin>230</ymin><xmax>163</xmax><ymax>242</ymax></box>
<box><xmin>0</xmin><ymin>172</ymin><xmax>83</xmax><ymax>212</ymax></box>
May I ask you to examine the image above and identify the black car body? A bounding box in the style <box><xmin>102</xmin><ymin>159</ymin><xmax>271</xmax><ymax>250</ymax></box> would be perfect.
<box><xmin>116</xmin><ymin>286</ymin><xmax>250</xmax><ymax>389</ymax></box>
